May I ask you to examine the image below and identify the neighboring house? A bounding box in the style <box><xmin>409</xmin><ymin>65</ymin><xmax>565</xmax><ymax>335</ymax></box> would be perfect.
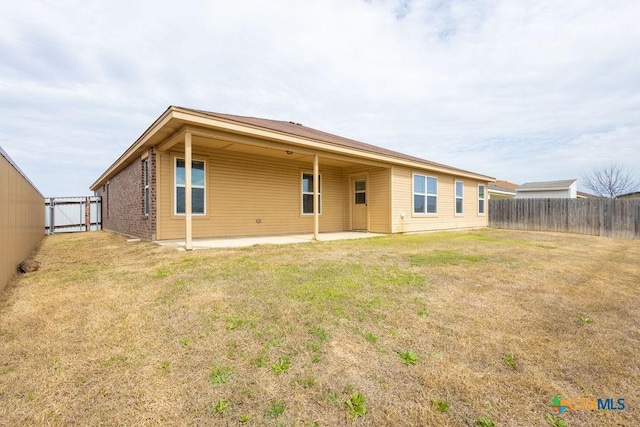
<box><xmin>577</xmin><ymin>191</ymin><xmax>599</xmax><ymax>199</ymax></box>
<box><xmin>90</xmin><ymin>106</ymin><xmax>494</xmax><ymax>248</ymax></box>
<box><xmin>488</xmin><ymin>180</ymin><xmax>518</xmax><ymax>199</ymax></box>
<box><xmin>516</xmin><ymin>179</ymin><xmax>578</xmax><ymax>199</ymax></box>
<box><xmin>618</xmin><ymin>191</ymin><xmax>640</xmax><ymax>199</ymax></box>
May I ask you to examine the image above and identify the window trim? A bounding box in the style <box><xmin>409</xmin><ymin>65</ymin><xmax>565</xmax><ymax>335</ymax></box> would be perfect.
<box><xmin>301</xmin><ymin>171</ymin><xmax>322</xmax><ymax>216</ymax></box>
<box><xmin>143</xmin><ymin>158</ymin><xmax>150</xmax><ymax>216</ymax></box>
<box><xmin>455</xmin><ymin>180</ymin><xmax>464</xmax><ymax>216</ymax></box>
<box><xmin>174</xmin><ymin>157</ymin><xmax>206</xmax><ymax>216</ymax></box>
<box><xmin>478</xmin><ymin>183</ymin><xmax>486</xmax><ymax>216</ymax></box>
<box><xmin>413</xmin><ymin>173</ymin><xmax>438</xmax><ymax>215</ymax></box>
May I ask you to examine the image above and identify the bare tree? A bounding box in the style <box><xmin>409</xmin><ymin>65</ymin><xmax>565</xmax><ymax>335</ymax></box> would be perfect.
<box><xmin>582</xmin><ymin>163</ymin><xmax>639</xmax><ymax>198</ymax></box>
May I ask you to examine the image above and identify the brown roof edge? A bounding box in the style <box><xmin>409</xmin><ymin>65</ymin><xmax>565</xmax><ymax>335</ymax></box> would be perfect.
<box><xmin>174</xmin><ymin>106</ymin><xmax>495</xmax><ymax>181</ymax></box>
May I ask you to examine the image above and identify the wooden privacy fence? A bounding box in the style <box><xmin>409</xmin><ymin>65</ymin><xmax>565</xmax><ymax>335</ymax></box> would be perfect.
<box><xmin>489</xmin><ymin>198</ymin><xmax>640</xmax><ymax>239</ymax></box>
<box><xmin>1</xmin><ymin>146</ymin><xmax>44</xmax><ymax>291</ymax></box>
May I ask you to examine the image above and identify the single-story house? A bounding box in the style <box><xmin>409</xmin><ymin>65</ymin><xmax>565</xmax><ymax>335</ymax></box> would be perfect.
<box><xmin>90</xmin><ymin>106</ymin><xmax>494</xmax><ymax>249</ymax></box>
<box><xmin>516</xmin><ymin>179</ymin><xmax>577</xmax><ymax>199</ymax></box>
<box><xmin>488</xmin><ymin>180</ymin><xmax>517</xmax><ymax>199</ymax></box>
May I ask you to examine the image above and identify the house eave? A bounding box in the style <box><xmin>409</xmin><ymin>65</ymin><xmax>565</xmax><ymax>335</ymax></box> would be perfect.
<box><xmin>517</xmin><ymin>187</ymin><xmax>571</xmax><ymax>192</ymax></box>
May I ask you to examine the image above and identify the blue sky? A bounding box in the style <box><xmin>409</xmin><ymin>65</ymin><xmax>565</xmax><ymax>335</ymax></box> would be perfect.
<box><xmin>1</xmin><ymin>0</ymin><xmax>639</xmax><ymax>196</ymax></box>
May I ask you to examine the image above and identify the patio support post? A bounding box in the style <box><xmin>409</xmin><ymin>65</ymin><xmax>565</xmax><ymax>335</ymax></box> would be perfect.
<box><xmin>185</xmin><ymin>131</ymin><xmax>193</xmax><ymax>251</ymax></box>
<box><xmin>313</xmin><ymin>154</ymin><xmax>319</xmax><ymax>240</ymax></box>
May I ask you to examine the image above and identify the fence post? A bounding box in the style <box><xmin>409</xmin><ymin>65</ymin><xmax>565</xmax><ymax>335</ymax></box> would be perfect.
<box><xmin>84</xmin><ymin>197</ymin><xmax>90</xmax><ymax>232</ymax></box>
<box><xmin>49</xmin><ymin>198</ymin><xmax>55</xmax><ymax>235</ymax></box>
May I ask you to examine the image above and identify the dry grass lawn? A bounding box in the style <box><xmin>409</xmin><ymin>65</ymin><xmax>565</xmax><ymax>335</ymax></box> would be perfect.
<box><xmin>0</xmin><ymin>229</ymin><xmax>638</xmax><ymax>426</ymax></box>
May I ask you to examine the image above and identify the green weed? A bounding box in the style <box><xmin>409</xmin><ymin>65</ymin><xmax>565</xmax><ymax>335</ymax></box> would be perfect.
<box><xmin>475</xmin><ymin>416</ymin><xmax>496</xmax><ymax>427</ymax></box>
<box><xmin>431</xmin><ymin>398</ymin><xmax>449</xmax><ymax>412</ymax></box>
<box><xmin>271</xmin><ymin>356</ymin><xmax>291</xmax><ymax>374</ymax></box>
<box><xmin>209</xmin><ymin>366</ymin><xmax>233</xmax><ymax>386</ymax></box>
<box><xmin>309</xmin><ymin>325</ymin><xmax>329</xmax><ymax>342</ymax></box>
<box><xmin>545</xmin><ymin>412</ymin><xmax>568</xmax><ymax>427</ymax></box>
<box><xmin>212</xmin><ymin>399</ymin><xmax>230</xmax><ymax>414</ymax></box>
<box><xmin>579</xmin><ymin>316</ymin><xmax>594</xmax><ymax>324</ymax></box>
<box><xmin>306</xmin><ymin>342</ymin><xmax>321</xmax><ymax>352</ymax></box>
<box><xmin>225</xmin><ymin>317</ymin><xmax>245</xmax><ymax>330</ymax></box>
<box><xmin>503</xmin><ymin>353</ymin><xmax>517</xmax><ymax>369</ymax></box>
<box><xmin>239</xmin><ymin>414</ymin><xmax>250</xmax><ymax>423</ymax></box>
<box><xmin>266</xmin><ymin>401</ymin><xmax>286</xmax><ymax>417</ymax></box>
<box><xmin>364</xmin><ymin>332</ymin><xmax>378</xmax><ymax>344</ymax></box>
<box><xmin>346</xmin><ymin>392</ymin><xmax>367</xmax><ymax>418</ymax></box>
<box><xmin>180</xmin><ymin>337</ymin><xmax>191</xmax><ymax>347</ymax></box>
<box><xmin>397</xmin><ymin>349</ymin><xmax>419</xmax><ymax>365</ymax></box>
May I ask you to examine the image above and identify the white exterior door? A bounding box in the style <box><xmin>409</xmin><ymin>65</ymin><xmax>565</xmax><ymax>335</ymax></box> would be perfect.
<box><xmin>352</xmin><ymin>178</ymin><xmax>367</xmax><ymax>230</ymax></box>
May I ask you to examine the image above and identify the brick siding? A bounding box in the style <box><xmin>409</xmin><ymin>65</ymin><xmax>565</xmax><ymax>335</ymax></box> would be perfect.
<box><xmin>95</xmin><ymin>148</ymin><xmax>157</xmax><ymax>240</ymax></box>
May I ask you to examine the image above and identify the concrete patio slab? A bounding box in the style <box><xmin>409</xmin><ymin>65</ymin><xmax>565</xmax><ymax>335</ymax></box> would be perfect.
<box><xmin>155</xmin><ymin>231</ymin><xmax>386</xmax><ymax>250</ymax></box>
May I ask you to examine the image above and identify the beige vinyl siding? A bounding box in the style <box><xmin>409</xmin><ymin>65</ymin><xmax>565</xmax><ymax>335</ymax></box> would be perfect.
<box><xmin>1</xmin><ymin>150</ymin><xmax>44</xmax><ymax>291</ymax></box>
<box><xmin>156</xmin><ymin>148</ymin><xmax>345</xmax><ymax>239</ymax></box>
<box><xmin>367</xmin><ymin>168</ymin><xmax>391</xmax><ymax>233</ymax></box>
<box><xmin>391</xmin><ymin>166</ymin><xmax>488</xmax><ymax>233</ymax></box>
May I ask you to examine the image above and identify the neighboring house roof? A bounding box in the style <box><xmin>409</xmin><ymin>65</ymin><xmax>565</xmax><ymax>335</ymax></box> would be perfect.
<box><xmin>91</xmin><ymin>106</ymin><xmax>495</xmax><ymax>190</ymax></box>
<box><xmin>488</xmin><ymin>183</ymin><xmax>516</xmax><ymax>195</ymax></box>
<box><xmin>516</xmin><ymin>179</ymin><xmax>577</xmax><ymax>192</ymax></box>
<box><xmin>577</xmin><ymin>191</ymin><xmax>599</xmax><ymax>198</ymax></box>
<box><xmin>618</xmin><ymin>191</ymin><xmax>640</xmax><ymax>198</ymax></box>
<box><xmin>494</xmin><ymin>180</ymin><xmax>518</xmax><ymax>190</ymax></box>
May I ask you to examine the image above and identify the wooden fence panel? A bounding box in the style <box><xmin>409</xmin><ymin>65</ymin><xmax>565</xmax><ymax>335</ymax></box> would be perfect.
<box><xmin>489</xmin><ymin>198</ymin><xmax>640</xmax><ymax>239</ymax></box>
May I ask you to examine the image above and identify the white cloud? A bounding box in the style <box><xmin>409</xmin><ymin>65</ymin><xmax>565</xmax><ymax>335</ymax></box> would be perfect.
<box><xmin>0</xmin><ymin>0</ymin><xmax>639</xmax><ymax>195</ymax></box>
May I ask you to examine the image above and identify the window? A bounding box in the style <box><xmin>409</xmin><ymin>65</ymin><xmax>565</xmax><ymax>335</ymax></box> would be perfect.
<box><xmin>478</xmin><ymin>184</ymin><xmax>486</xmax><ymax>215</ymax></box>
<box><xmin>413</xmin><ymin>174</ymin><xmax>437</xmax><ymax>214</ymax></box>
<box><xmin>175</xmin><ymin>158</ymin><xmax>205</xmax><ymax>215</ymax></box>
<box><xmin>455</xmin><ymin>181</ymin><xmax>464</xmax><ymax>215</ymax></box>
<box><xmin>302</xmin><ymin>172</ymin><xmax>321</xmax><ymax>215</ymax></box>
<box><xmin>143</xmin><ymin>159</ymin><xmax>150</xmax><ymax>215</ymax></box>
<box><xmin>355</xmin><ymin>180</ymin><xmax>366</xmax><ymax>204</ymax></box>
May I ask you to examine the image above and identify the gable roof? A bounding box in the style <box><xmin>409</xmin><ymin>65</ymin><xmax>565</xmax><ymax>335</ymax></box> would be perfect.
<box><xmin>180</xmin><ymin>107</ymin><xmax>493</xmax><ymax>178</ymax></box>
<box><xmin>91</xmin><ymin>106</ymin><xmax>494</xmax><ymax>190</ymax></box>
<box><xmin>516</xmin><ymin>179</ymin><xmax>577</xmax><ymax>192</ymax></box>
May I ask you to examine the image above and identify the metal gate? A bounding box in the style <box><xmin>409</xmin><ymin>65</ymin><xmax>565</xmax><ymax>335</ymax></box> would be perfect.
<box><xmin>45</xmin><ymin>197</ymin><xmax>102</xmax><ymax>234</ymax></box>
